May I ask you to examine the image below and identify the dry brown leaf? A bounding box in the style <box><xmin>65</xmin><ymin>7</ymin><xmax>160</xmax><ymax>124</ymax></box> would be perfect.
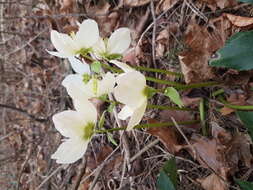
<box><xmin>197</xmin><ymin>173</ymin><xmax>228</xmax><ymax>190</ymax></box>
<box><xmin>225</xmin><ymin>13</ymin><xmax>253</xmax><ymax>27</ymax></box>
<box><xmin>179</xmin><ymin>21</ymin><xmax>223</xmax><ymax>83</ymax></box>
<box><xmin>156</xmin><ymin>0</ymin><xmax>179</xmax><ymax>14</ymax></box>
<box><xmin>147</xmin><ymin>119</ymin><xmax>183</xmax><ymax>153</ymax></box>
<box><xmin>221</xmin><ymin>93</ymin><xmax>247</xmax><ymax>115</ymax></box>
<box><xmin>198</xmin><ymin>0</ymin><xmax>237</xmax><ymax>11</ymax></box>
<box><xmin>123</xmin><ymin>0</ymin><xmax>151</xmax><ymax>7</ymax></box>
<box><xmin>156</xmin><ymin>28</ymin><xmax>170</xmax><ymax>58</ymax></box>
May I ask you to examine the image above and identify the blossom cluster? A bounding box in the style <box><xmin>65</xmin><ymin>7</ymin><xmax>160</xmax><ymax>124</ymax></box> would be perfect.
<box><xmin>48</xmin><ymin>19</ymin><xmax>148</xmax><ymax>164</ymax></box>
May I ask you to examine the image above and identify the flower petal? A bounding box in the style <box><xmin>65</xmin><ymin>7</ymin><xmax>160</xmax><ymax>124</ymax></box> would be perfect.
<box><xmin>114</xmin><ymin>71</ymin><xmax>146</xmax><ymax>108</ymax></box>
<box><xmin>73</xmin><ymin>99</ymin><xmax>97</xmax><ymax>123</ymax></box>
<box><xmin>68</xmin><ymin>57</ymin><xmax>90</xmax><ymax>75</ymax></box>
<box><xmin>126</xmin><ymin>100</ymin><xmax>147</xmax><ymax>131</ymax></box>
<box><xmin>74</xmin><ymin>19</ymin><xmax>99</xmax><ymax>49</ymax></box>
<box><xmin>46</xmin><ymin>50</ymin><xmax>67</xmax><ymax>58</ymax></box>
<box><xmin>62</xmin><ymin>74</ymin><xmax>92</xmax><ymax>100</ymax></box>
<box><xmin>50</xmin><ymin>30</ymin><xmax>77</xmax><ymax>56</ymax></box>
<box><xmin>110</xmin><ymin>60</ymin><xmax>134</xmax><ymax>73</ymax></box>
<box><xmin>118</xmin><ymin>105</ymin><xmax>133</xmax><ymax>120</ymax></box>
<box><xmin>108</xmin><ymin>28</ymin><xmax>131</xmax><ymax>54</ymax></box>
<box><xmin>98</xmin><ymin>72</ymin><xmax>116</xmax><ymax>96</ymax></box>
<box><xmin>51</xmin><ymin>138</ymin><xmax>89</xmax><ymax>164</ymax></box>
<box><xmin>52</xmin><ymin>110</ymin><xmax>86</xmax><ymax>138</ymax></box>
<box><xmin>92</xmin><ymin>37</ymin><xmax>106</xmax><ymax>58</ymax></box>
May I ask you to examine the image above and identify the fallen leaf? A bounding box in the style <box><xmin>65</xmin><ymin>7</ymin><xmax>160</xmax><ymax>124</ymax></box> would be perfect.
<box><xmin>123</xmin><ymin>0</ymin><xmax>151</xmax><ymax>7</ymax></box>
<box><xmin>156</xmin><ymin>0</ymin><xmax>179</xmax><ymax>14</ymax></box>
<box><xmin>179</xmin><ymin>20</ymin><xmax>223</xmax><ymax>83</ymax></box>
<box><xmin>225</xmin><ymin>14</ymin><xmax>253</xmax><ymax>27</ymax></box>
<box><xmin>198</xmin><ymin>0</ymin><xmax>237</xmax><ymax>11</ymax></box>
<box><xmin>197</xmin><ymin>173</ymin><xmax>228</xmax><ymax>190</ymax></box>
<box><xmin>147</xmin><ymin>119</ymin><xmax>183</xmax><ymax>153</ymax></box>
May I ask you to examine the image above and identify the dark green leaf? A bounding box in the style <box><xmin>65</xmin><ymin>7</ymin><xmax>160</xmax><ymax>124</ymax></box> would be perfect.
<box><xmin>237</xmin><ymin>0</ymin><xmax>253</xmax><ymax>4</ymax></box>
<box><xmin>157</xmin><ymin>170</ymin><xmax>176</xmax><ymax>190</ymax></box>
<box><xmin>236</xmin><ymin>111</ymin><xmax>253</xmax><ymax>141</ymax></box>
<box><xmin>163</xmin><ymin>157</ymin><xmax>178</xmax><ymax>188</ymax></box>
<box><xmin>235</xmin><ymin>179</ymin><xmax>253</xmax><ymax>190</ymax></box>
<box><xmin>209</xmin><ymin>31</ymin><xmax>253</xmax><ymax>71</ymax></box>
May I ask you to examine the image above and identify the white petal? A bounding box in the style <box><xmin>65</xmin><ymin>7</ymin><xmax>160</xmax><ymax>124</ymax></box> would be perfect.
<box><xmin>110</xmin><ymin>60</ymin><xmax>134</xmax><ymax>73</ymax></box>
<box><xmin>127</xmin><ymin>100</ymin><xmax>147</xmax><ymax>131</ymax></box>
<box><xmin>92</xmin><ymin>38</ymin><xmax>106</xmax><ymax>58</ymax></box>
<box><xmin>50</xmin><ymin>30</ymin><xmax>77</xmax><ymax>56</ymax></box>
<box><xmin>118</xmin><ymin>105</ymin><xmax>133</xmax><ymax>120</ymax></box>
<box><xmin>108</xmin><ymin>28</ymin><xmax>131</xmax><ymax>54</ymax></box>
<box><xmin>52</xmin><ymin>110</ymin><xmax>86</xmax><ymax>138</ymax></box>
<box><xmin>73</xmin><ymin>99</ymin><xmax>97</xmax><ymax>123</ymax></box>
<box><xmin>51</xmin><ymin>138</ymin><xmax>89</xmax><ymax>164</ymax></box>
<box><xmin>98</xmin><ymin>72</ymin><xmax>116</xmax><ymax>96</ymax></box>
<box><xmin>114</xmin><ymin>71</ymin><xmax>146</xmax><ymax>108</ymax></box>
<box><xmin>68</xmin><ymin>57</ymin><xmax>90</xmax><ymax>75</ymax></box>
<box><xmin>46</xmin><ymin>50</ymin><xmax>68</xmax><ymax>58</ymax></box>
<box><xmin>74</xmin><ymin>19</ymin><xmax>99</xmax><ymax>49</ymax></box>
<box><xmin>62</xmin><ymin>74</ymin><xmax>92</xmax><ymax>100</ymax></box>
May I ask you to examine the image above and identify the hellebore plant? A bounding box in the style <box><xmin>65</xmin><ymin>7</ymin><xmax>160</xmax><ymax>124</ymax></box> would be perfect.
<box><xmin>51</xmin><ymin>99</ymin><xmax>97</xmax><ymax>164</ymax></box>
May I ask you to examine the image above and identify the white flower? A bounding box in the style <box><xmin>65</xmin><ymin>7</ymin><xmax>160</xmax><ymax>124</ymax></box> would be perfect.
<box><xmin>51</xmin><ymin>99</ymin><xmax>97</xmax><ymax>164</ymax></box>
<box><xmin>68</xmin><ymin>57</ymin><xmax>90</xmax><ymax>75</ymax></box>
<box><xmin>48</xmin><ymin>19</ymin><xmax>99</xmax><ymax>58</ymax></box>
<box><xmin>62</xmin><ymin>72</ymin><xmax>116</xmax><ymax>101</ymax></box>
<box><xmin>93</xmin><ymin>28</ymin><xmax>131</xmax><ymax>59</ymax></box>
<box><xmin>112</xmin><ymin>61</ymin><xmax>147</xmax><ymax>131</ymax></box>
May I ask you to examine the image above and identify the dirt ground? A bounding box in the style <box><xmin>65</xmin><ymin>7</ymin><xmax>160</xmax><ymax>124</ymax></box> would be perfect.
<box><xmin>1</xmin><ymin>0</ymin><xmax>253</xmax><ymax>190</ymax></box>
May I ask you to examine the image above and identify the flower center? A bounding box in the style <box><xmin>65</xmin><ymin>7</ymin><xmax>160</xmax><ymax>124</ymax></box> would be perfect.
<box><xmin>83</xmin><ymin>122</ymin><xmax>95</xmax><ymax>140</ymax></box>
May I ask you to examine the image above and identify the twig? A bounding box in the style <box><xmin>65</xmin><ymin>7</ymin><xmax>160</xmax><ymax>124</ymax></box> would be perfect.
<box><xmin>130</xmin><ymin>139</ymin><xmax>159</xmax><ymax>162</ymax></box>
<box><xmin>150</xmin><ymin>0</ymin><xmax>157</xmax><ymax>70</ymax></box>
<box><xmin>171</xmin><ymin>117</ymin><xmax>196</xmax><ymax>159</ymax></box>
<box><xmin>36</xmin><ymin>165</ymin><xmax>68</xmax><ymax>190</ymax></box>
<box><xmin>0</xmin><ymin>103</ymin><xmax>48</xmax><ymax>122</ymax></box>
<box><xmin>0</xmin><ymin>131</ymin><xmax>15</xmax><ymax>141</ymax></box>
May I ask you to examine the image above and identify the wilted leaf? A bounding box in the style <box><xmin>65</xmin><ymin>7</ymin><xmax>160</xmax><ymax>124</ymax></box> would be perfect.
<box><xmin>179</xmin><ymin>21</ymin><xmax>223</xmax><ymax>83</ymax></box>
<box><xmin>123</xmin><ymin>0</ymin><xmax>151</xmax><ymax>7</ymax></box>
<box><xmin>235</xmin><ymin>179</ymin><xmax>253</xmax><ymax>190</ymax></box>
<box><xmin>157</xmin><ymin>170</ymin><xmax>176</xmax><ymax>190</ymax></box>
<box><xmin>156</xmin><ymin>0</ymin><xmax>179</xmax><ymax>14</ymax></box>
<box><xmin>225</xmin><ymin>14</ymin><xmax>253</xmax><ymax>27</ymax></box>
<box><xmin>147</xmin><ymin>119</ymin><xmax>183</xmax><ymax>154</ymax></box>
<box><xmin>237</xmin><ymin>111</ymin><xmax>253</xmax><ymax>141</ymax></box>
<box><xmin>198</xmin><ymin>0</ymin><xmax>237</xmax><ymax>11</ymax></box>
<box><xmin>198</xmin><ymin>174</ymin><xmax>228</xmax><ymax>190</ymax></box>
<box><xmin>164</xmin><ymin>87</ymin><xmax>184</xmax><ymax>108</ymax></box>
<box><xmin>210</xmin><ymin>31</ymin><xmax>253</xmax><ymax>71</ymax></box>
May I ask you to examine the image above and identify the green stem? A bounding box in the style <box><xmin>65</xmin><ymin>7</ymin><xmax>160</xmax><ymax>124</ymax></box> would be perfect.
<box><xmin>211</xmin><ymin>89</ymin><xmax>225</xmax><ymax>97</ymax></box>
<box><xmin>219</xmin><ymin>97</ymin><xmax>253</xmax><ymax>110</ymax></box>
<box><xmin>199</xmin><ymin>98</ymin><xmax>207</xmax><ymax>136</ymax></box>
<box><xmin>146</xmin><ymin>77</ymin><xmax>185</xmax><ymax>87</ymax></box>
<box><xmin>133</xmin><ymin>65</ymin><xmax>182</xmax><ymax>77</ymax></box>
<box><xmin>147</xmin><ymin>104</ymin><xmax>196</xmax><ymax>111</ymax></box>
<box><xmin>176</xmin><ymin>81</ymin><xmax>220</xmax><ymax>90</ymax></box>
<box><xmin>95</xmin><ymin>120</ymin><xmax>199</xmax><ymax>133</ymax></box>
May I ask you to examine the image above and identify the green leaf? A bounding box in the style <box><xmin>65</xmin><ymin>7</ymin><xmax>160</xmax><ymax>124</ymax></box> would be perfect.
<box><xmin>209</xmin><ymin>31</ymin><xmax>253</xmax><ymax>71</ymax></box>
<box><xmin>145</xmin><ymin>86</ymin><xmax>157</xmax><ymax>99</ymax></box>
<box><xmin>91</xmin><ymin>61</ymin><xmax>102</xmax><ymax>73</ymax></box>
<box><xmin>107</xmin><ymin>102</ymin><xmax>116</xmax><ymax>113</ymax></box>
<box><xmin>107</xmin><ymin>133</ymin><xmax>118</xmax><ymax>146</ymax></box>
<box><xmin>157</xmin><ymin>157</ymin><xmax>178</xmax><ymax>190</ymax></box>
<box><xmin>236</xmin><ymin>111</ymin><xmax>253</xmax><ymax>141</ymax></box>
<box><xmin>157</xmin><ymin>171</ymin><xmax>176</xmax><ymax>190</ymax></box>
<box><xmin>98</xmin><ymin>111</ymin><xmax>106</xmax><ymax>129</ymax></box>
<box><xmin>164</xmin><ymin>87</ymin><xmax>184</xmax><ymax>108</ymax></box>
<box><xmin>235</xmin><ymin>179</ymin><xmax>253</xmax><ymax>190</ymax></box>
<box><xmin>237</xmin><ymin>0</ymin><xmax>253</xmax><ymax>4</ymax></box>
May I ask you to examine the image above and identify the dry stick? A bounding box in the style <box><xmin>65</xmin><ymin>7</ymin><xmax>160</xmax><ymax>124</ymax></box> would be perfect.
<box><xmin>185</xmin><ymin>0</ymin><xmax>208</xmax><ymax>22</ymax></box>
<box><xmin>171</xmin><ymin>117</ymin><xmax>196</xmax><ymax>159</ymax></box>
<box><xmin>36</xmin><ymin>165</ymin><xmax>68</xmax><ymax>190</ymax></box>
<box><xmin>0</xmin><ymin>103</ymin><xmax>48</xmax><ymax>122</ymax></box>
<box><xmin>150</xmin><ymin>0</ymin><xmax>157</xmax><ymax>71</ymax></box>
<box><xmin>130</xmin><ymin>139</ymin><xmax>160</xmax><ymax>163</ymax></box>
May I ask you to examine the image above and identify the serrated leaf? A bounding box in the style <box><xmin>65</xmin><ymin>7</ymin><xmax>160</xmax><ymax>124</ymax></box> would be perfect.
<box><xmin>236</xmin><ymin>111</ymin><xmax>253</xmax><ymax>141</ymax></box>
<box><xmin>157</xmin><ymin>170</ymin><xmax>176</xmax><ymax>190</ymax></box>
<box><xmin>209</xmin><ymin>31</ymin><xmax>253</xmax><ymax>71</ymax></box>
<box><xmin>91</xmin><ymin>61</ymin><xmax>102</xmax><ymax>73</ymax></box>
<box><xmin>237</xmin><ymin>0</ymin><xmax>253</xmax><ymax>4</ymax></box>
<box><xmin>235</xmin><ymin>179</ymin><xmax>253</xmax><ymax>190</ymax></box>
<box><xmin>164</xmin><ymin>87</ymin><xmax>184</xmax><ymax>108</ymax></box>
